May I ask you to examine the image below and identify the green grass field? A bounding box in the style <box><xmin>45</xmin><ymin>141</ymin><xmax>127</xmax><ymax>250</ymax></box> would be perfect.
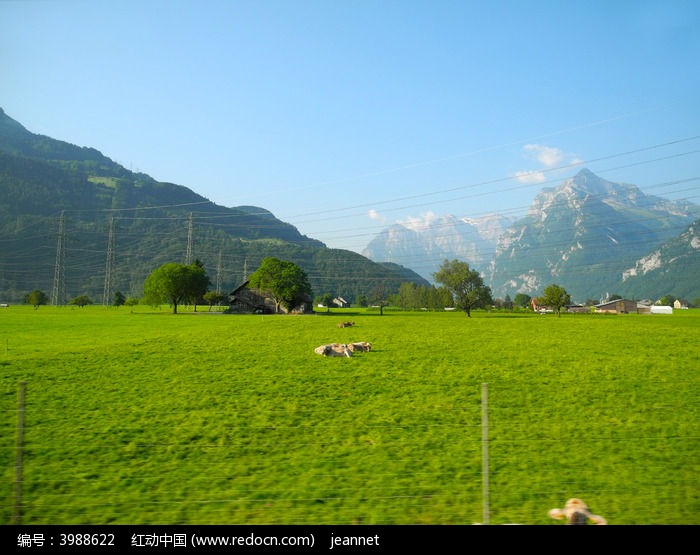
<box><xmin>1</xmin><ymin>305</ymin><xmax>698</xmax><ymax>525</ymax></box>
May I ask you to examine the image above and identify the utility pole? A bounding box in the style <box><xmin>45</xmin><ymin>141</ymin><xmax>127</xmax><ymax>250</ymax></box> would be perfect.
<box><xmin>13</xmin><ymin>381</ymin><xmax>25</xmax><ymax>524</ymax></box>
<box><xmin>215</xmin><ymin>250</ymin><xmax>223</xmax><ymax>294</ymax></box>
<box><xmin>51</xmin><ymin>211</ymin><xmax>66</xmax><ymax>306</ymax></box>
<box><xmin>185</xmin><ymin>213</ymin><xmax>193</xmax><ymax>265</ymax></box>
<box><xmin>102</xmin><ymin>217</ymin><xmax>115</xmax><ymax>306</ymax></box>
<box><xmin>482</xmin><ymin>382</ymin><xmax>490</xmax><ymax>525</ymax></box>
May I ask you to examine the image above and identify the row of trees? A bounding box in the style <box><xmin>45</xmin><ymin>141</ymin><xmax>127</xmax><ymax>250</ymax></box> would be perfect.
<box><xmin>23</xmin><ymin>289</ymin><xmax>139</xmax><ymax>308</ymax></box>
<box><xmin>139</xmin><ymin>257</ymin><xmax>315</xmax><ymax>314</ymax></box>
<box><xmin>311</xmin><ymin>260</ymin><xmax>494</xmax><ymax>317</ymax></box>
<box><xmin>23</xmin><ymin>256</ymin><xmax>692</xmax><ymax>315</ymax></box>
<box><xmin>16</xmin><ymin>258</ymin><xmax>535</xmax><ymax>317</ymax></box>
<box><xmin>389</xmin><ymin>282</ymin><xmax>453</xmax><ymax>310</ymax></box>
<box><xmin>142</xmin><ymin>261</ymin><xmax>210</xmax><ymax>314</ymax></box>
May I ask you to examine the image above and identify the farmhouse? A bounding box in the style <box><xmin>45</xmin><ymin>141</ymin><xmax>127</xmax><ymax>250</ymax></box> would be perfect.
<box><xmin>594</xmin><ymin>299</ymin><xmax>639</xmax><ymax>314</ymax></box>
<box><xmin>226</xmin><ymin>281</ymin><xmax>313</xmax><ymax>314</ymax></box>
<box><xmin>227</xmin><ymin>281</ymin><xmax>272</xmax><ymax>314</ymax></box>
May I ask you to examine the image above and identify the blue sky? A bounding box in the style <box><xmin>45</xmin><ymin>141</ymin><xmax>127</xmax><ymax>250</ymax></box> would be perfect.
<box><xmin>3</xmin><ymin>0</ymin><xmax>699</xmax><ymax>252</ymax></box>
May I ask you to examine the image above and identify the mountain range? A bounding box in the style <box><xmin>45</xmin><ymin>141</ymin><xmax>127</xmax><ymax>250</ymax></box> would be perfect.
<box><xmin>1</xmin><ymin>106</ymin><xmax>698</xmax><ymax>306</ymax></box>
<box><xmin>363</xmin><ymin>168</ymin><xmax>700</xmax><ymax>303</ymax></box>
<box><xmin>362</xmin><ymin>212</ymin><xmax>516</xmax><ymax>284</ymax></box>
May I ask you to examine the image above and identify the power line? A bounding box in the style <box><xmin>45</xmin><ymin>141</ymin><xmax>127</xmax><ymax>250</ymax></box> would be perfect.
<box><xmin>281</xmin><ymin>138</ymin><xmax>700</xmax><ymax>222</ymax></box>
<box><xmin>2</xmin><ymin>156</ymin><xmax>698</xmax><ymax>302</ymax></box>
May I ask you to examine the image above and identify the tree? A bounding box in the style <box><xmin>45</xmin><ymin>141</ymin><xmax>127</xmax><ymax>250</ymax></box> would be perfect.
<box><xmin>369</xmin><ymin>282</ymin><xmax>390</xmax><ymax>316</ymax></box>
<box><xmin>540</xmin><ymin>283</ymin><xmax>571</xmax><ymax>317</ymax></box>
<box><xmin>203</xmin><ymin>291</ymin><xmax>228</xmax><ymax>311</ymax></box>
<box><xmin>433</xmin><ymin>259</ymin><xmax>493</xmax><ymax>317</ymax></box>
<box><xmin>315</xmin><ymin>293</ymin><xmax>335</xmax><ymax>313</ymax></box>
<box><xmin>248</xmin><ymin>257</ymin><xmax>312</xmax><ymax>314</ymax></box>
<box><xmin>112</xmin><ymin>291</ymin><xmax>126</xmax><ymax>307</ymax></box>
<box><xmin>394</xmin><ymin>282</ymin><xmax>454</xmax><ymax>311</ymax></box>
<box><xmin>24</xmin><ymin>289</ymin><xmax>48</xmax><ymax>309</ymax></box>
<box><xmin>142</xmin><ymin>262</ymin><xmax>210</xmax><ymax>314</ymax></box>
<box><xmin>396</xmin><ymin>282</ymin><xmax>417</xmax><ymax>309</ymax></box>
<box><xmin>433</xmin><ymin>285</ymin><xmax>453</xmax><ymax>309</ymax></box>
<box><xmin>69</xmin><ymin>295</ymin><xmax>93</xmax><ymax>307</ymax></box>
<box><xmin>513</xmin><ymin>293</ymin><xmax>532</xmax><ymax>309</ymax></box>
<box><xmin>189</xmin><ymin>259</ymin><xmax>209</xmax><ymax>312</ymax></box>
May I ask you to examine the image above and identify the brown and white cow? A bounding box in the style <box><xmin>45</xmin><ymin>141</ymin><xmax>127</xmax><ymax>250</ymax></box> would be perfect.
<box><xmin>314</xmin><ymin>343</ymin><xmax>352</xmax><ymax>357</ymax></box>
<box><xmin>347</xmin><ymin>341</ymin><xmax>372</xmax><ymax>352</ymax></box>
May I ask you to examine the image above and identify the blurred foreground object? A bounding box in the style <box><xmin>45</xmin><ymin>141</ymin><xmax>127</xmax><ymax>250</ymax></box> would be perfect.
<box><xmin>548</xmin><ymin>498</ymin><xmax>607</xmax><ymax>525</ymax></box>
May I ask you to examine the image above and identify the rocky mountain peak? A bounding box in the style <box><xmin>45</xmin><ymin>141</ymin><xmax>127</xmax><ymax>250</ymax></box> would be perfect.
<box><xmin>565</xmin><ymin>168</ymin><xmax>615</xmax><ymax>195</ymax></box>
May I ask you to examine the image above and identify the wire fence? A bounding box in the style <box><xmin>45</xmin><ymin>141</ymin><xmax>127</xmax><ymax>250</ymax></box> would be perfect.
<box><xmin>3</xmin><ymin>378</ymin><xmax>698</xmax><ymax>525</ymax></box>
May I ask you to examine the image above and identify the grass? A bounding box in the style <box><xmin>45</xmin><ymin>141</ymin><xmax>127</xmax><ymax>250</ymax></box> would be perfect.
<box><xmin>0</xmin><ymin>305</ymin><xmax>698</xmax><ymax>524</ymax></box>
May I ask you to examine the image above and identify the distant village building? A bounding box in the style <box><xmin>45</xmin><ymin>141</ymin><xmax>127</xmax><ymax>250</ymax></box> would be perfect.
<box><xmin>530</xmin><ymin>298</ymin><xmax>553</xmax><ymax>313</ymax></box>
<box><xmin>594</xmin><ymin>299</ymin><xmax>639</xmax><ymax>314</ymax></box>
<box><xmin>227</xmin><ymin>281</ymin><xmax>313</xmax><ymax>314</ymax></box>
<box><xmin>333</xmin><ymin>296</ymin><xmax>349</xmax><ymax>308</ymax></box>
<box><xmin>566</xmin><ymin>304</ymin><xmax>589</xmax><ymax>314</ymax></box>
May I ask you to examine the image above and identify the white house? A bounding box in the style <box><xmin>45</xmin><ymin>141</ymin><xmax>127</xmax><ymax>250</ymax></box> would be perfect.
<box><xmin>333</xmin><ymin>296</ymin><xmax>349</xmax><ymax>308</ymax></box>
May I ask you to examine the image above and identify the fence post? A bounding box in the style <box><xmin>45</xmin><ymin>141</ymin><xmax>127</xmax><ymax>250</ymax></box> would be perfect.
<box><xmin>482</xmin><ymin>382</ymin><xmax>489</xmax><ymax>525</ymax></box>
<box><xmin>13</xmin><ymin>380</ymin><xmax>25</xmax><ymax>524</ymax></box>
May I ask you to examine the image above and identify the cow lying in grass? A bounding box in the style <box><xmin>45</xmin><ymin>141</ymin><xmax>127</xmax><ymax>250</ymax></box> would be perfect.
<box><xmin>314</xmin><ymin>343</ymin><xmax>352</xmax><ymax>357</ymax></box>
<box><xmin>548</xmin><ymin>498</ymin><xmax>607</xmax><ymax>525</ymax></box>
<box><xmin>337</xmin><ymin>321</ymin><xmax>355</xmax><ymax>328</ymax></box>
<box><xmin>347</xmin><ymin>341</ymin><xmax>371</xmax><ymax>352</ymax></box>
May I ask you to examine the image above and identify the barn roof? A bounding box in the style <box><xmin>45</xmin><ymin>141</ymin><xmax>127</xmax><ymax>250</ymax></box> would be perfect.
<box><xmin>594</xmin><ymin>299</ymin><xmax>636</xmax><ymax>309</ymax></box>
<box><xmin>230</xmin><ymin>280</ymin><xmax>250</xmax><ymax>296</ymax></box>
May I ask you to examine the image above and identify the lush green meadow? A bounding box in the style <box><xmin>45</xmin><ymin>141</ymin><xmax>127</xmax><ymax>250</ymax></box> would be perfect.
<box><xmin>1</xmin><ymin>305</ymin><xmax>698</xmax><ymax>525</ymax></box>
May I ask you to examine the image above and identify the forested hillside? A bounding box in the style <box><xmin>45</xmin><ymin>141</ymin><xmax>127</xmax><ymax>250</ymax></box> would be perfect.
<box><xmin>0</xmin><ymin>108</ymin><xmax>428</xmax><ymax>304</ymax></box>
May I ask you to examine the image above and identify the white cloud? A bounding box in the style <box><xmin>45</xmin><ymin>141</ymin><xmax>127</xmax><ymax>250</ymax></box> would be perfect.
<box><xmin>523</xmin><ymin>144</ymin><xmax>565</xmax><ymax>167</ymax></box>
<box><xmin>515</xmin><ymin>144</ymin><xmax>583</xmax><ymax>183</ymax></box>
<box><xmin>398</xmin><ymin>211</ymin><xmax>438</xmax><ymax>232</ymax></box>
<box><xmin>514</xmin><ymin>170</ymin><xmax>546</xmax><ymax>184</ymax></box>
<box><xmin>368</xmin><ymin>209</ymin><xmax>385</xmax><ymax>223</ymax></box>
